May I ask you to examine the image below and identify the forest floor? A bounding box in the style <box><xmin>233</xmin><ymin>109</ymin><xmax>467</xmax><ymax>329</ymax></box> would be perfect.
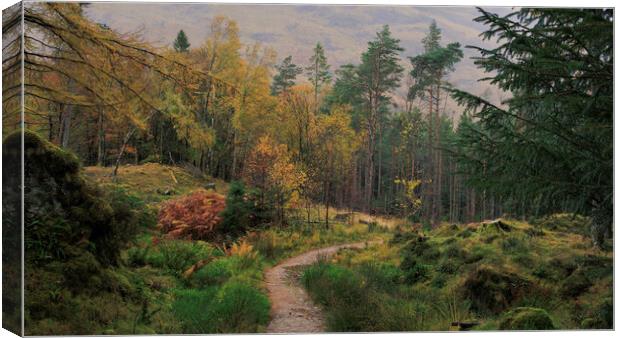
<box><xmin>265</xmin><ymin>241</ymin><xmax>381</xmax><ymax>333</ymax></box>
<box><xmin>52</xmin><ymin>163</ymin><xmax>608</xmax><ymax>334</ymax></box>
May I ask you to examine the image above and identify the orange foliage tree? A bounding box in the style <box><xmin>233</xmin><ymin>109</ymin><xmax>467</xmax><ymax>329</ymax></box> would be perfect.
<box><xmin>242</xmin><ymin>135</ymin><xmax>306</xmax><ymax>224</ymax></box>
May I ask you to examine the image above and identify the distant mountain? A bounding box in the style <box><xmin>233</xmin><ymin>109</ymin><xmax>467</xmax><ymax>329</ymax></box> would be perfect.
<box><xmin>85</xmin><ymin>3</ymin><xmax>511</xmax><ymax>116</ymax></box>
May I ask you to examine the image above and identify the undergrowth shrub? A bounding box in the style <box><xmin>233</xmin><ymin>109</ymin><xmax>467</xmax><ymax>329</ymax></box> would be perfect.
<box><xmin>498</xmin><ymin>307</ymin><xmax>555</xmax><ymax>330</ymax></box>
<box><xmin>224</xmin><ymin>240</ymin><xmax>260</xmax><ymax>269</ymax></box>
<box><xmin>399</xmin><ymin>234</ymin><xmax>438</xmax><ymax>284</ymax></box>
<box><xmin>171</xmin><ymin>287</ymin><xmax>219</xmax><ymax>333</ymax></box>
<box><xmin>559</xmin><ymin>268</ymin><xmax>592</xmax><ymax>297</ymax></box>
<box><xmin>302</xmin><ymin>263</ymin><xmax>363</xmax><ymax>306</ymax></box>
<box><xmin>172</xmin><ymin>282</ymin><xmax>269</xmax><ymax>333</ymax></box>
<box><xmin>302</xmin><ymin>262</ymin><xmax>423</xmax><ymax>331</ymax></box>
<box><xmin>7</xmin><ymin>131</ymin><xmax>156</xmax><ymax>335</ymax></box>
<box><xmin>580</xmin><ymin>297</ymin><xmax>613</xmax><ymax>329</ymax></box>
<box><xmin>190</xmin><ymin>259</ymin><xmax>233</xmax><ymax>287</ymax></box>
<box><xmin>158</xmin><ymin>191</ymin><xmax>226</xmax><ymax>240</ymax></box>
<box><xmin>390</xmin><ymin>228</ymin><xmax>418</xmax><ymax>244</ymax></box>
<box><xmin>126</xmin><ymin>246</ymin><xmax>150</xmax><ymax>267</ymax></box>
<box><xmin>356</xmin><ymin>262</ymin><xmax>403</xmax><ymax>292</ymax></box>
<box><xmin>146</xmin><ymin>240</ymin><xmax>218</xmax><ymax>276</ymax></box>
<box><xmin>501</xmin><ymin>235</ymin><xmax>528</xmax><ymax>254</ymax></box>
<box><xmin>209</xmin><ymin>282</ymin><xmax>270</xmax><ymax>332</ymax></box>
<box><xmin>532</xmin><ymin>213</ymin><xmax>591</xmax><ymax>235</ymax></box>
<box><xmin>461</xmin><ymin>266</ymin><xmax>532</xmax><ymax>315</ymax></box>
<box><xmin>436</xmin><ymin>260</ymin><xmax>458</xmax><ymax>274</ymax></box>
<box><xmin>246</xmin><ymin>231</ymin><xmax>285</xmax><ymax>261</ymax></box>
<box><xmin>220</xmin><ymin>181</ymin><xmax>265</xmax><ymax>234</ymax></box>
<box><xmin>430</xmin><ymin>273</ymin><xmax>448</xmax><ymax>288</ymax></box>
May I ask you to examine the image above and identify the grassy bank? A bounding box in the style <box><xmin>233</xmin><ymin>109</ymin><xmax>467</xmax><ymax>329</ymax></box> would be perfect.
<box><xmin>302</xmin><ymin>217</ymin><xmax>612</xmax><ymax>331</ymax></box>
<box><xmin>29</xmin><ymin>162</ymin><xmax>390</xmax><ymax>334</ymax></box>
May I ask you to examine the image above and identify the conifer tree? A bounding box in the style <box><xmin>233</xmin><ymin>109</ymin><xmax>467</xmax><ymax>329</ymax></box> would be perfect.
<box><xmin>449</xmin><ymin>8</ymin><xmax>613</xmax><ymax>246</ymax></box>
<box><xmin>173</xmin><ymin>30</ymin><xmax>191</xmax><ymax>53</ymax></box>
<box><xmin>357</xmin><ymin>25</ymin><xmax>404</xmax><ymax>212</ymax></box>
<box><xmin>305</xmin><ymin>42</ymin><xmax>331</xmax><ymax>110</ymax></box>
<box><xmin>271</xmin><ymin>55</ymin><xmax>302</xmax><ymax>95</ymax></box>
<box><xmin>408</xmin><ymin>20</ymin><xmax>463</xmax><ymax>226</ymax></box>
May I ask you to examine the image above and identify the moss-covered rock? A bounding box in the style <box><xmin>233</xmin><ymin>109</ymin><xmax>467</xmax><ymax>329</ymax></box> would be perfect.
<box><xmin>5</xmin><ymin>131</ymin><xmax>155</xmax><ymax>334</ymax></box>
<box><xmin>3</xmin><ymin>130</ymin><xmax>143</xmax><ymax>267</ymax></box>
<box><xmin>461</xmin><ymin>266</ymin><xmax>532</xmax><ymax>315</ymax></box>
<box><xmin>499</xmin><ymin>307</ymin><xmax>555</xmax><ymax>330</ymax></box>
<box><xmin>559</xmin><ymin>268</ymin><xmax>592</xmax><ymax>297</ymax></box>
<box><xmin>580</xmin><ymin>297</ymin><xmax>613</xmax><ymax>329</ymax></box>
<box><xmin>532</xmin><ymin>213</ymin><xmax>590</xmax><ymax>236</ymax></box>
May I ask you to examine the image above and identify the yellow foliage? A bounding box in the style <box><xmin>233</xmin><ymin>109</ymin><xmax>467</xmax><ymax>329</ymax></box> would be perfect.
<box><xmin>227</xmin><ymin>239</ymin><xmax>258</xmax><ymax>260</ymax></box>
<box><xmin>243</xmin><ymin>135</ymin><xmax>306</xmax><ymax>195</ymax></box>
<box><xmin>395</xmin><ymin>178</ymin><xmax>423</xmax><ymax>214</ymax></box>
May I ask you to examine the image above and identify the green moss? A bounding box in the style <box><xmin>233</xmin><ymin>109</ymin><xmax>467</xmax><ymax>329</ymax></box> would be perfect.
<box><xmin>559</xmin><ymin>269</ymin><xmax>592</xmax><ymax>297</ymax></box>
<box><xmin>532</xmin><ymin>213</ymin><xmax>591</xmax><ymax>235</ymax></box>
<box><xmin>499</xmin><ymin>307</ymin><xmax>555</xmax><ymax>330</ymax></box>
<box><xmin>461</xmin><ymin>266</ymin><xmax>532</xmax><ymax>315</ymax></box>
<box><xmin>580</xmin><ymin>297</ymin><xmax>612</xmax><ymax>329</ymax></box>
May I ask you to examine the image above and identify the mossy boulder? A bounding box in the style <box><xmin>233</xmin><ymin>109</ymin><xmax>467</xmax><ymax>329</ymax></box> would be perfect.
<box><xmin>5</xmin><ymin>131</ymin><xmax>151</xmax><ymax>334</ymax></box>
<box><xmin>580</xmin><ymin>297</ymin><xmax>613</xmax><ymax>329</ymax></box>
<box><xmin>400</xmin><ymin>234</ymin><xmax>440</xmax><ymax>262</ymax></box>
<box><xmin>461</xmin><ymin>266</ymin><xmax>532</xmax><ymax>315</ymax></box>
<box><xmin>576</xmin><ymin>254</ymin><xmax>613</xmax><ymax>279</ymax></box>
<box><xmin>499</xmin><ymin>307</ymin><xmax>555</xmax><ymax>330</ymax></box>
<box><xmin>3</xmin><ymin>130</ymin><xmax>141</xmax><ymax>267</ymax></box>
<box><xmin>532</xmin><ymin>213</ymin><xmax>590</xmax><ymax>235</ymax></box>
<box><xmin>559</xmin><ymin>268</ymin><xmax>592</xmax><ymax>298</ymax></box>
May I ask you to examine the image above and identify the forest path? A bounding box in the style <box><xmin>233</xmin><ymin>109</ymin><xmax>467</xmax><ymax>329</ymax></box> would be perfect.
<box><xmin>264</xmin><ymin>240</ymin><xmax>379</xmax><ymax>333</ymax></box>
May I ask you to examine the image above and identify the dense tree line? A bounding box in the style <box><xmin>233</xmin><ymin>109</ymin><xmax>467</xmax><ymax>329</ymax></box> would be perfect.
<box><xmin>3</xmin><ymin>4</ymin><xmax>612</xmax><ymax>242</ymax></box>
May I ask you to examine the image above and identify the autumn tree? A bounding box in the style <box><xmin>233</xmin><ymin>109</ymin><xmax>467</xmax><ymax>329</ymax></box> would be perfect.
<box><xmin>231</xmin><ymin>43</ymin><xmax>278</xmax><ymax>178</ymax></box>
<box><xmin>311</xmin><ymin>106</ymin><xmax>358</xmax><ymax>227</ymax></box>
<box><xmin>188</xmin><ymin>16</ymin><xmax>242</xmax><ymax>175</ymax></box>
<box><xmin>3</xmin><ymin>2</ymin><xmax>236</xmax><ymax>176</ymax></box>
<box><xmin>275</xmin><ymin>84</ymin><xmax>315</xmax><ymax>162</ymax></box>
<box><xmin>242</xmin><ymin>136</ymin><xmax>306</xmax><ymax>225</ymax></box>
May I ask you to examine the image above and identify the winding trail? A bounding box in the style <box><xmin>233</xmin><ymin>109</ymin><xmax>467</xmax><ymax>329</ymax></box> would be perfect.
<box><xmin>265</xmin><ymin>241</ymin><xmax>378</xmax><ymax>333</ymax></box>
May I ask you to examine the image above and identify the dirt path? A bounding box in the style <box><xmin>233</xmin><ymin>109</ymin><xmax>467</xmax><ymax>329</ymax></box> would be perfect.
<box><xmin>265</xmin><ymin>241</ymin><xmax>378</xmax><ymax>333</ymax></box>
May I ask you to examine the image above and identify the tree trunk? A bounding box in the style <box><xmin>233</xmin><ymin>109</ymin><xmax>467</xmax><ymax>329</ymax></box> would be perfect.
<box><xmin>60</xmin><ymin>103</ymin><xmax>73</xmax><ymax>149</ymax></box>
<box><xmin>97</xmin><ymin>109</ymin><xmax>105</xmax><ymax>166</ymax></box>
<box><xmin>325</xmin><ymin>181</ymin><xmax>330</xmax><ymax>229</ymax></box>
<box><xmin>112</xmin><ymin>128</ymin><xmax>136</xmax><ymax>177</ymax></box>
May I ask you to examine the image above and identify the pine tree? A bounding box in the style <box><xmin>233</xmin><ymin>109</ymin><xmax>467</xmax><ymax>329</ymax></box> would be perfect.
<box><xmin>357</xmin><ymin>25</ymin><xmax>404</xmax><ymax>212</ymax></box>
<box><xmin>408</xmin><ymin>21</ymin><xmax>463</xmax><ymax>226</ymax></box>
<box><xmin>173</xmin><ymin>30</ymin><xmax>191</xmax><ymax>53</ymax></box>
<box><xmin>271</xmin><ymin>55</ymin><xmax>302</xmax><ymax>95</ymax></box>
<box><xmin>305</xmin><ymin>42</ymin><xmax>331</xmax><ymax>111</ymax></box>
<box><xmin>449</xmin><ymin>8</ymin><xmax>613</xmax><ymax>246</ymax></box>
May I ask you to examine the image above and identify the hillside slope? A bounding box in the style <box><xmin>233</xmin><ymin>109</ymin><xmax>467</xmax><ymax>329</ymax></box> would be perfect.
<box><xmin>302</xmin><ymin>217</ymin><xmax>612</xmax><ymax>331</ymax></box>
